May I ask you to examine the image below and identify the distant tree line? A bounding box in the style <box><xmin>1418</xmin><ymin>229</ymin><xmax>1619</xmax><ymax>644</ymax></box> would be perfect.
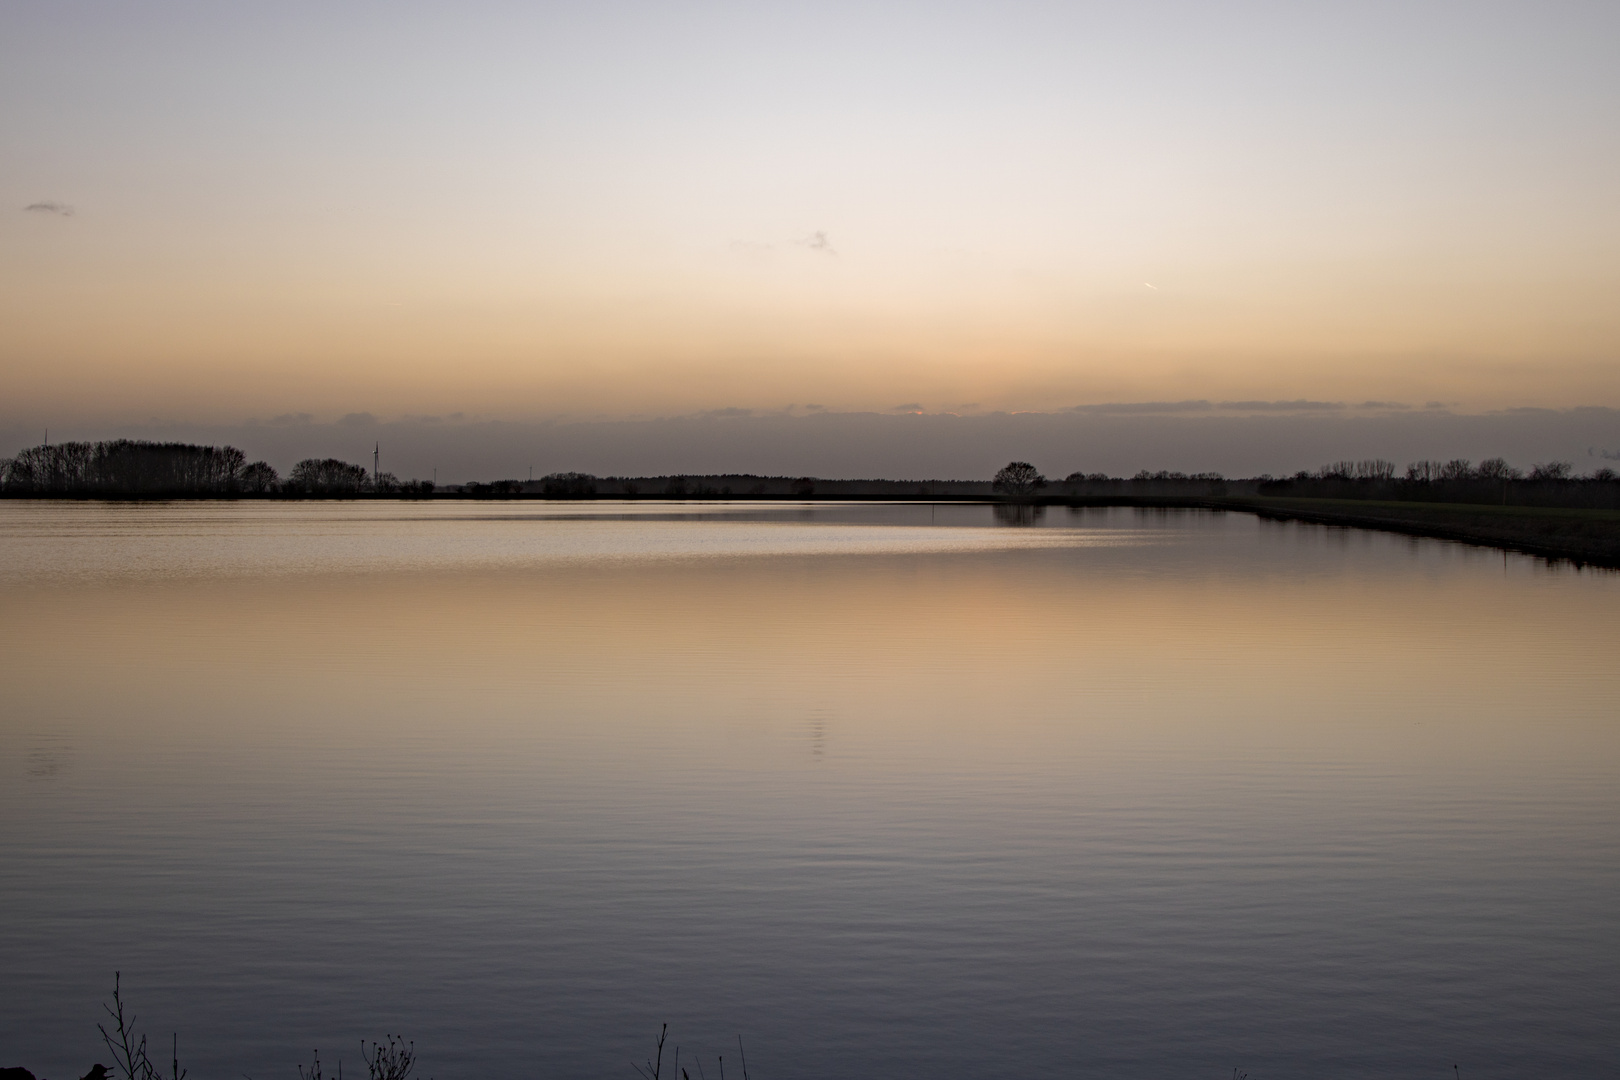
<box><xmin>1045</xmin><ymin>457</ymin><xmax>1620</xmax><ymax>507</ymax></box>
<box><xmin>1258</xmin><ymin>457</ymin><xmax>1619</xmax><ymax>509</ymax></box>
<box><xmin>1057</xmin><ymin>469</ymin><xmax>1230</xmax><ymax>496</ymax></box>
<box><xmin>8</xmin><ymin>443</ymin><xmax>1610</xmax><ymax>507</ymax></box>
<box><xmin>459</xmin><ymin>473</ymin><xmax>826</xmax><ymax>497</ymax></box>
<box><xmin>0</xmin><ymin>441</ymin><xmax>433</xmax><ymax>497</ymax></box>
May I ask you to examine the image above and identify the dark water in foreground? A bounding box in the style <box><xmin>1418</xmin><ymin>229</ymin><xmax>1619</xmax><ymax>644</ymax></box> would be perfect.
<box><xmin>1</xmin><ymin>502</ymin><xmax>1617</xmax><ymax>1079</ymax></box>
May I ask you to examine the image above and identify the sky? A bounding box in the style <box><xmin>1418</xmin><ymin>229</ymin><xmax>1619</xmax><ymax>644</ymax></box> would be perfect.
<box><xmin>3</xmin><ymin>0</ymin><xmax>1619</xmax><ymax>473</ymax></box>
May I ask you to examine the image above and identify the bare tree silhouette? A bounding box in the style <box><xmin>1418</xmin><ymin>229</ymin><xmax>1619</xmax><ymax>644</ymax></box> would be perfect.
<box><xmin>992</xmin><ymin>461</ymin><xmax>1045</xmax><ymax>496</ymax></box>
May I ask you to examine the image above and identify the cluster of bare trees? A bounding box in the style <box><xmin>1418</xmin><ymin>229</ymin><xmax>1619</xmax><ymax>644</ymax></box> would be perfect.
<box><xmin>1295</xmin><ymin>457</ymin><xmax>1574</xmax><ymax>483</ymax></box>
<box><xmin>0</xmin><ymin>441</ymin><xmax>435</xmax><ymax>496</ymax></box>
<box><xmin>1301</xmin><ymin>457</ymin><xmax>1604</xmax><ymax>484</ymax></box>
<box><xmin>0</xmin><ymin>440</ymin><xmax>275</xmax><ymax>494</ymax></box>
<box><xmin>1397</xmin><ymin>458</ymin><xmax>1586</xmax><ymax>482</ymax></box>
<box><xmin>1263</xmin><ymin>457</ymin><xmax>1618</xmax><ymax>508</ymax></box>
<box><xmin>1312</xmin><ymin>459</ymin><xmax>1399</xmax><ymax>481</ymax></box>
<box><xmin>461</xmin><ymin>479</ymin><xmax>525</xmax><ymax>495</ymax></box>
<box><xmin>1053</xmin><ymin>468</ymin><xmax>1229</xmax><ymax>496</ymax></box>
<box><xmin>1130</xmin><ymin>469</ymin><xmax>1224</xmax><ymax>482</ymax></box>
<box><xmin>541</xmin><ymin>471</ymin><xmax>597</xmax><ymax>497</ymax></box>
<box><xmin>286</xmin><ymin>458</ymin><xmax>368</xmax><ymax>493</ymax></box>
<box><xmin>273</xmin><ymin>458</ymin><xmax>432</xmax><ymax>495</ymax></box>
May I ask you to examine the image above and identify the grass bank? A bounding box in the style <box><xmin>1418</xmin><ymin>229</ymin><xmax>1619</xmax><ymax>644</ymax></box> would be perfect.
<box><xmin>1043</xmin><ymin>492</ymin><xmax>1620</xmax><ymax>566</ymax></box>
<box><xmin>1211</xmin><ymin>496</ymin><xmax>1620</xmax><ymax>568</ymax></box>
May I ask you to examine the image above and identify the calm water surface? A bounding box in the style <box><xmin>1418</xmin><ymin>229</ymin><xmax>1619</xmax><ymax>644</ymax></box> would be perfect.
<box><xmin>1</xmin><ymin>502</ymin><xmax>1617</xmax><ymax>1079</ymax></box>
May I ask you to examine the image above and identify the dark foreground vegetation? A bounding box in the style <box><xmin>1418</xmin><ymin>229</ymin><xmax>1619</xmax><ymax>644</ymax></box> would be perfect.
<box><xmin>4</xmin><ymin>977</ymin><xmax>775</xmax><ymax>1080</ymax></box>
<box><xmin>5</xmin><ymin>441</ymin><xmax>1618</xmax><ymax>564</ymax></box>
<box><xmin>1</xmin><ymin>975</ymin><xmax>427</xmax><ymax>1080</ymax></box>
<box><xmin>632</xmin><ymin>1023</ymin><xmax>753</xmax><ymax>1080</ymax></box>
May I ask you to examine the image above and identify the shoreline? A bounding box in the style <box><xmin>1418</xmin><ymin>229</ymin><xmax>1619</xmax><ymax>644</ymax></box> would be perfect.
<box><xmin>1210</xmin><ymin>496</ymin><xmax>1620</xmax><ymax>569</ymax></box>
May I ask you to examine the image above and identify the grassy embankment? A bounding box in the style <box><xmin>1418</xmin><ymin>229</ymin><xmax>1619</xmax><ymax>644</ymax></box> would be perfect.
<box><xmin>1209</xmin><ymin>496</ymin><xmax>1620</xmax><ymax>567</ymax></box>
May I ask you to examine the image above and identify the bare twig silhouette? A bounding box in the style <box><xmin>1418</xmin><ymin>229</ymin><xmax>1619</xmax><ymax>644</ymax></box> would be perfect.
<box><xmin>632</xmin><ymin>1023</ymin><xmax>668</xmax><ymax>1080</ymax></box>
<box><xmin>98</xmin><ymin>972</ymin><xmax>175</xmax><ymax>1080</ymax></box>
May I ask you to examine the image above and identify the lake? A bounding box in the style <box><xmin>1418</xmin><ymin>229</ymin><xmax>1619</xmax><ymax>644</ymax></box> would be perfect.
<box><xmin>2</xmin><ymin>501</ymin><xmax>1617</xmax><ymax>1079</ymax></box>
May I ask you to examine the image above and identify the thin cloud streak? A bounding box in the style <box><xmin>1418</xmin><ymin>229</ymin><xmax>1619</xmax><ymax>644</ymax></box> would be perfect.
<box><xmin>1069</xmin><ymin>401</ymin><xmax>1213</xmax><ymax>415</ymax></box>
<box><xmin>1219</xmin><ymin>400</ymin><xmax>1346</xmax><ymax>412</ymax></box>
<box><xmin>1069</xmin><ymin>400</ymin><xmax>1353</xmax><ymax>415</ymax></box>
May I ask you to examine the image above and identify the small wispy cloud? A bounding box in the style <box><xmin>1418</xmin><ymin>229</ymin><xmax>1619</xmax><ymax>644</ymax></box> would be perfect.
<box><xmin>800</xmin><ymin>231</ymin><xmax>837</xmax><ymax>255</ymax></box>
<box><xmin>338</xmin><ymin>412</ymin><xmax>378</xmax><ymax>427</ymax></box>
<box><xmin>890</xmin><ymin>402</ymin><xmax>924</xmax><ymax>413</ymax></box>
<box><xmin>269</xmin><ymin>412</ymin><xmax>314</xmax><ymax>426</ymax></box>
<box><xmin>1355</xmin><ymin>400</ymin><xmax>1410</xmax><ymax>410</ymax></box>
<box><xmin>24</xmin><ymin>201</ymin><xmax>74</xmax><ymax>216</ymax></box>
<box><xmin>731</xmin><ymin>231</ymin><xmax>837</xmax><ymax>259</ymax></box>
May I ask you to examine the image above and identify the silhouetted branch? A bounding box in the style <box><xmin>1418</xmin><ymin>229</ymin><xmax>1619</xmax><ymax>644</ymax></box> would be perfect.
<box><xmin>98</xmin><ymin>973</ymin><xmax>180</xmax><ymax>1080</ymax></box>
<box><xmin>633</xmin><ymin>1023</ymin><xmax>668</xmax><ymax>1080</ymax></box>
<box><xmin>360</xmin><ymin>1036</ymin><xmax>420</xmax><ymax>1080</ymax></box>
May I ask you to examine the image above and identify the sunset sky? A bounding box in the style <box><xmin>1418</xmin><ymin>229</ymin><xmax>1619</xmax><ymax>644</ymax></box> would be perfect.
<box><xmin>4</xmin><ymin>1</ymin><xmax>1618</xmax><ymax>442</ymax></box>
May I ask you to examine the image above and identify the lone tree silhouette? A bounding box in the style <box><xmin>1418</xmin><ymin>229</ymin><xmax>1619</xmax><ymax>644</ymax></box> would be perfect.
<box><xmin>993</xmin><ymin>461</ymin><xmax>1045</xmax><ymax>497</ymax></box>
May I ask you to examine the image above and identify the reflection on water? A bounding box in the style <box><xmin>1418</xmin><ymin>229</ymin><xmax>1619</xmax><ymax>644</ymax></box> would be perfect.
<box><xmin>1</xmin><ymin>502</ymin><xmax>1617</xmax><ymax>1079</ymax></box>
<box><xmin>0</xmin><ymin>500</ymin><xmax>1140</xmax><ymax>588</ymax></box>
<box><xmin>991</xmin><ymin>502</ymin><xmax>1046</xmax><ymax>526</ymax></box>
